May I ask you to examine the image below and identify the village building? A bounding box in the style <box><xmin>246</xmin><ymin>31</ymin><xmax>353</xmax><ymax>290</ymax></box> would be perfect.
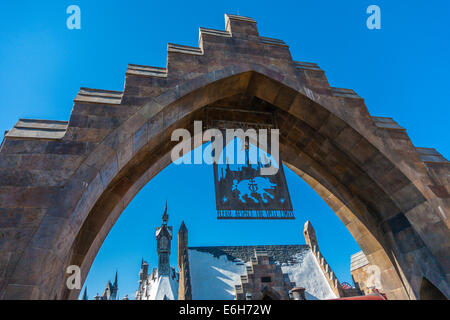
<box><xmin>86</xmin><ymin>202</ymin><xmax>392</xmax><ymax>300</ymax></box>
<box><xmin>83</xmin><ymin>203</ymin><xmax>378</xmax><ymax>300</ymax></box>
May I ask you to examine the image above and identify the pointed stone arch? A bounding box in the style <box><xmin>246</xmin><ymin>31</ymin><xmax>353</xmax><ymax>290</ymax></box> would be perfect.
<box><xmin>0</xmin><ymin>14</ymin><xmax>448</xmax><ymax>300</ymax></box>
<box><xmin>260</xmin><ymin>286</ymin><xmax>282</xmax><ymax>300</ymax></box>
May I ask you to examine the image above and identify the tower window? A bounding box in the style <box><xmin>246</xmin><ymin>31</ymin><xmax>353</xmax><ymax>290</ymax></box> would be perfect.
<box><xmin>261</xmin><ymin>277</ymin><xmax>271</xmax><ymax>283</ymax></box>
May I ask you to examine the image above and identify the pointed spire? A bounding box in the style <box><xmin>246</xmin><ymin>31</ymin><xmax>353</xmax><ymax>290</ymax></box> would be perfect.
<box><xmin>113</xmin><ymin>270</ymin><xmax>118</xmax><ymax>288</ymax></box>
<box><xmin>179</xmin><ymin>220</ymin><xmax>187</xmax><ymax>231</ymax></box>
<box><xmin>162</xmin><ymin>200</ymin><xmax>169</xmax><ymax>224</ymax></box>
<box><xmin>82</xmin><ymin>286</ymin><xmax>88</xmax><ymax>300</ymax></box>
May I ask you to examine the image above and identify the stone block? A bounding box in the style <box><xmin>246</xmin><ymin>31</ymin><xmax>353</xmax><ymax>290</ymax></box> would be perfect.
<box><xmin>29</xmin><ymin>215</ymin><xmax>74</xmax><ymax>258</ymax></box>
<box><xmin>2</xmin><ymin>284</ymin><xmax>41</xmax><ymax>300</ymax></box>
<box><xmin>391</xmin><ymin>183</ymin><xmax>427</xmax><ymax>213</ymax></box>
<box><xmin>288</xmin><ymin>94</ymin><xmax>328</xmax><ymax>130</ymax></box>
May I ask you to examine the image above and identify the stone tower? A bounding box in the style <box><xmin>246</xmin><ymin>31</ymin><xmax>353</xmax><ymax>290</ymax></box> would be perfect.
<box><xmin>177</xmin><ymin>221</ymin><xmax>192</xmax><ymax>300</ymax></box>
<box><xmin>178</xmin><ymin>221</ymin><xmax>188</xmax><ymax>269</ymax></box>
<box><xmin>139</xmin><ymin>258</ymin><xmax>149</xmax><ymax>282</ymax></box>
<box><xmin>135</xmin><ymin>202</ymin><xmax>178</xmax><ymax>300</ymax></box>
<box><xmin>81</xmin><ymin>287</ymin><xmax>88</xmax><ymax>300</ymax></box>
<box><xmin>156</xmin><ymin>201</ymin><xmax>173</xmax><ymax>276</ymax></box>
<box><xmin>111</xmin><ymin>271</ymin><xmax>118</xmax><ymax>299</ymax></box>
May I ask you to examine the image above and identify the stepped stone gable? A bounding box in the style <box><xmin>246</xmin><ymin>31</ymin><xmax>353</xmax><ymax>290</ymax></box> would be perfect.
<box><xmin>0</xmin><ymin>14</ymin><xmax>448</xmax><ymax>300</ymax></box>
<box><xmin>235</xmin><ymin>250</ymin><xmax>295</xmax><ymax>300</ymax></box>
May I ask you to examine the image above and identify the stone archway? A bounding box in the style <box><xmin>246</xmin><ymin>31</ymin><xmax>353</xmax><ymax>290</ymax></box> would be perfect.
<box><xmin>0</xmin><ymin>14</ymin><xmax>448</xmax><ymax>300</ymax></box>
<box><xmin>260</xmin><ymin>287</ymin><xmax>282</xmax><ymax>301</ymax></box>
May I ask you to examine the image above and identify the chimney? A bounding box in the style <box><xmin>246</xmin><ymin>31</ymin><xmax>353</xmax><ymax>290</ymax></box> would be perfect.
<box><xmin>290</xmin><ymin>287</ymin><xmax>307</xmax><ymax>300</ymax></box>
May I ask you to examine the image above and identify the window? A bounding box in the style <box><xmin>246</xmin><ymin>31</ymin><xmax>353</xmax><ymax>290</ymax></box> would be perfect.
<box><xmin>261</xmin><ymin>277</ymin><xmax>271</xmax><ymax>283</ymax></box>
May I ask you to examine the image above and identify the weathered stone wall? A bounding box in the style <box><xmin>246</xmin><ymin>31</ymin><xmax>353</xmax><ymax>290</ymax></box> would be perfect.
<box><xmin>0</xmin><ymin>14</ymin><xmax>448</xmax><ymax>300</ymax></box>
<box><xmin>350</xmin><ymin>251</ymin><xmax>372</xmax><ymax>295</ymax></box>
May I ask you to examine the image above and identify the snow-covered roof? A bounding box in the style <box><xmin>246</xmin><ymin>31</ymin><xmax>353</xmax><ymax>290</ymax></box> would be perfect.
<box><xmin>155</xmin><ymin>225</ymin><xmax>173</xmax><ymax>238</ymax></box>
<box><xmin>139</xmin><ymin>272</ymin><xmax>178</xmax><ymax>300</ymax></box>
<box><xmin>188</xmin><ymin>245</ymin><xmax>336</xmax><ymax>300</ymax></box>
<box><xmin>281</xmin><ymin>250</ymin><xmax>336</xmax><ymax>300</ymax></box>
<box><xmin>188</xmin><ymin>248</ymin><xmax>247</xmax><ymax>300</ymax></box>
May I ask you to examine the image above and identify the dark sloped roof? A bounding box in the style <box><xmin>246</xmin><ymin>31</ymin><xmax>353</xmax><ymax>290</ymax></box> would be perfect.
<box><xmin>188</xmin><ymin>245</ymin><xmax>309</xmax><ymax>264</ymax></box>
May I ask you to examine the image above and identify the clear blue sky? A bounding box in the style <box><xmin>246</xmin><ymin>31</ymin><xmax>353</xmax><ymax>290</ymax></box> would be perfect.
<box><xmin>0</xmin><ymin>1</ymin><xmax>449</xmax><ymax>299</ymax></box>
